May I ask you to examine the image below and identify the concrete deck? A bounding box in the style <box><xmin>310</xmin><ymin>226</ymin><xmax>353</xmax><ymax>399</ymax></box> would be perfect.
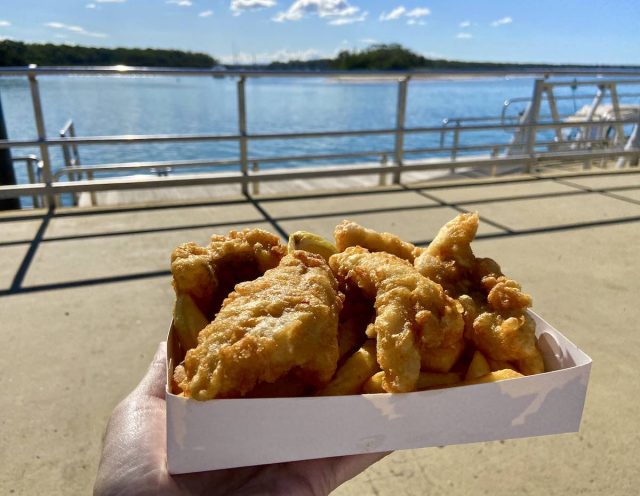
<box><xmin>1</xmin><ymin>169</ymin><xmax>640</xmax><ymax>495</ymax></box>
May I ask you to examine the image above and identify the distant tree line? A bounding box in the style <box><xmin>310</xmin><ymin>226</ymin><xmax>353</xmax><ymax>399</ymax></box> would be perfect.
<box><xmin>0</xmin><ymin>40</ymin><xmax>216</xmax><ymax>67</ymax></box>
<box><xmin>265</xmin><ymin>44</ymin><xmax>634</xmax><ymax>72</ymax></box>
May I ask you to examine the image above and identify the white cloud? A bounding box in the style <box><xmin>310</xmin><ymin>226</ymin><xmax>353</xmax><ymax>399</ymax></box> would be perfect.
<box><xmin>380</xmin><ymin>6</ymin><xmax>429</xmax><ymax>21</ymax></box>
<box><xmin>459</xmin><ymin>20</ymin><xmax>470</xmax><ymax>28</ymax></box>
<box><xmin>359</xmin><ymin>38</ymin><xmax>377</xmax><ymax>44</ymax></box>
<box><xmin>232</xmin><ymin>0</ymin><xmax>276</xmax><ymax>16</ymax></box>
<box><xmin>273</xmin><ymin>0</ymin><xmax>362</xmax><ymax>23</ymax></box>
<box><xmin>406</xmin><ymin>7</ymin><xmax>430</xmax><ymax>18</ymax></box>
<box><xmin>96</xmin><ymin>0</ymin><xmax>127</xmax><ymax>3</ymax></box>
<box><xmin>407</xmin><ymin>19</ymin><xmax>425</xmax><ymax>26</ymax></box>
<box><xmin>86</xmin><ymin>3</ymin><xmax>97</xmax><ymax>8</ymax></box>
<box><xmin>491</xmin><ymin>16</ymin><xmax>512</xmax><ymax>27</ymax></box>
<box><xmin>44</xmin><ymin>21</ymin><xmax>107</xmax><ymax>38</ymax></box>
<box><xmin>379</xmin><ymin>6</ymin><xmax>405</xmax><ymax>21</ymax></box>
<box><xmin>166</xmin><ymin>0</ymin><xmax>192</xmax><ymax>6</ymax></box>
<box><xmin>0</xmin><ymin>20</ymin><xmax>11</xmax><ymax>27</ymax></box>
<box><xmin>199</xmin><ymin>10</ymin><xmax>213</xmax><ymax>17</ymax></box>
<box><xmin>0</xmin><ymin>35</ymin><xmax>14</xmax><ymax>41</ymax></box>
<box><xmin>220</xmin><ymin>48</ymin><xmax>326</xmax><ymax>64</ymax></box>
<box><xmin>329</xmin><ymin>11</ymin><xmax>367</xmax><ymax>25</ymax></box>
<box><xmin>456</xmin><ymin>32</ymin><xmax>472</xmax><ymax>39</ymax></box>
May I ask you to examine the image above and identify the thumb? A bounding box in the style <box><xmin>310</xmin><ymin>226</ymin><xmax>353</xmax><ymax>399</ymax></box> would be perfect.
<box><xmin>134</xmin><ymin>342</ymin><xmax>167</xmax><ymax>400</ymax></box>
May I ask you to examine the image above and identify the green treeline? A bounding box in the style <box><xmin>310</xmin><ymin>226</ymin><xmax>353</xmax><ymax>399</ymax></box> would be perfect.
<box><xmin>0</xmin><ymin>40</ymin><xmax>633</xmax><ymax>71</ymax></box>
<box><xmin>0</xmin><ymin>40</ymin><xmax>216</xmax><ymax>67</ymax></box>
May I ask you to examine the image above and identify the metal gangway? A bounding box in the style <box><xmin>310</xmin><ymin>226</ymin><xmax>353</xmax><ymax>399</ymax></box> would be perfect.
<box><xmin>1</xmin><ymin>66</ymin><xmax>640</xmax><ymax>209</ymax></box>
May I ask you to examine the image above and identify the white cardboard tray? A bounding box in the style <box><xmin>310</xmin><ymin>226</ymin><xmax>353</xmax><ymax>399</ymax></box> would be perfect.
<box><xmin>166</xmin><ymin>312</ymin><xmax>591</xmax><ymax>474</ymax></box>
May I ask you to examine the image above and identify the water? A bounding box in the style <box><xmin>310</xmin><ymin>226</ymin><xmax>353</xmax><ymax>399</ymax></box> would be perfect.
<box><xmin>1</xmin><ymin>74</ymin><xmax>637</xmax><ymax>206</ymax></box>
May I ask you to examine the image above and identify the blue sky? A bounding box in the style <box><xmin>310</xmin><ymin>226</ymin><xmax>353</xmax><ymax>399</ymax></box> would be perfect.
<box><xmin>1</xmin><ymin>0</ymin><xmax>639</xmax><ymax>65</ymax></box>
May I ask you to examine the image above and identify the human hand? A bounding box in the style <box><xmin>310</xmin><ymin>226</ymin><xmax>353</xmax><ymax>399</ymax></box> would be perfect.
<box><xmin>94</xmin><ymin>342</ymin><xmax>388</xmax><ymax>495</ymax></box>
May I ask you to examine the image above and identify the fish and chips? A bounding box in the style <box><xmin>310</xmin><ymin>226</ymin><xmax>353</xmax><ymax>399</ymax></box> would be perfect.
<box><xmin>170</xmin><ymin>213</ymin><xmax>545</xmax><ymax>400</ymax></box>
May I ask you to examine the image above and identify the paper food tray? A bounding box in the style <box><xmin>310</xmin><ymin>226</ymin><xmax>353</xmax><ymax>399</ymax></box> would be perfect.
<box><xmin>165</xmin><ymin>312</ymin><xmax>591</xmax><ymax>474</ymax></box>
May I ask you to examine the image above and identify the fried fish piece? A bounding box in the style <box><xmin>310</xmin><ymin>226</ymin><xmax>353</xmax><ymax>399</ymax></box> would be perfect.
<box><xmin>329</xmin><ymin>247</ymin><xmax>464</xmax><ymax>393</ymax></box>
<box><xmin>174</xmin><ymin>251</ymin><xmax>343</xmax><ymax>400</ymax></box>
<box><xmin>171</xmin><ymin>228</ymin><xmax>286</xmax><ymax>322</ymax></box>
<box><xmin>334</xmin><ymin>220</ymin><xmax>420</xmax><ymax>262</ymax></box>
<box><xmin>415</xmin><ymin>212</ymin><xmax>544</xmax><ymax>376</ymax></box>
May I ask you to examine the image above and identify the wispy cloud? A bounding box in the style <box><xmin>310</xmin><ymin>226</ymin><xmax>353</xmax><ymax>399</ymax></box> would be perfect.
<box><xmin>459</xmin><ymin>20</ymin><xmax>470</xmax><ymax>28</ymax></box>
<box><xmin>0</xmin><ymin>35</ymin><xmax>14</xmax><ymax>41</ymax></box>
<box><xmin>96</xmin><ymin>0</ymin><xmax>127</xmax><ymax>3</ymax></box>
<box><xmin>456</xmin><ymin>32</ymin><xmax>472</xmax><ymax>39</ymax></box>
<box><xmin>359</xmin><ymin>38</ymin><xmax>377</xmax><ymax>44</ymax></box>
<box><xmin>86</xmin><ymin>3</ymin><xmax>97</xmax><ymax>8</ymax></box>
<box><xmin>491</xmin><ymin>16</ymin><xmax>512</xmax><ymax>27</ymax></box>
<box><xmin>220</xmin><ymin>48</ymin><xmax>326</xmax><ymax>65</ymax></box>
<box><xmin>380</xmin><ymin>6</ymin><xmax>430</xmax><ymax>22</ymax></box>
<box><xmin>406</xmin><ymin>8</ymin><xmax>430</xmax><ymax>18</ymax></box>
<box><xmin>232</xmin><ymin>0</ymin><xmax>276</xmax><ymax>16</ymax></box>
<box><xmin>329</xmin><ymin>11</ymin><xmax>367</xmax><ymax>25</ymax></box>
<box><xmin>199</xmin><ymin>10</ymin><xmax>213</xmax><ymax>17</ymax></box>
<box><xmin>407</xmin><ymin>19</ymin><xmax>425</xmax><ymax>26</ymax></box>
<box><xmin>44</xmin><ymin>21</ymin><xmax>107</xmax><ymax>38</ymax></box>
<box><xmin>166</xmin><ymin>0</ymin><xmax>192</xmax><ymax>6</ymax></box>
<box><xmin>0</xmin><ymin>20</ymin><xmax>11</xmax><ymax>27</ymax></box>
<box><xmin>273</xmin><ymin>0</ymin><xmax>363</xmax><ymax>25</ymax></box>
<box><xmin>379</xmin><ymin>6</ymin><xmax>405</xmax><ymax>21</ymax></box>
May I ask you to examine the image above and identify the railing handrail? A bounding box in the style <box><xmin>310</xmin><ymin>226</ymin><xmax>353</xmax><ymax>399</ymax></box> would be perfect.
<box><xmin>2</xmin><ymin>65</ymin><xmax>640</xmax><ymax>79</ymax></box>
<box><xmin>0</xmin><ymin>117</ymin><xmax>634</xmax><ymax>151</ymax></box>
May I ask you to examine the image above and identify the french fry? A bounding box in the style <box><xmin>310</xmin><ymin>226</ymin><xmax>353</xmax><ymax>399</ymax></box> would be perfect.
<box><xmin>288</xmin><ymin>231</ymin><xmax>338</xmax><ymax>262</ymax></box>
<box><xmin>362</xmin><ymin>371</ymin><xmax>385</xmax><ymax>394</ymax></box>
<box><xmin>518</xmin><ymin>354</ymin><xmax>545</xmax><ymax>375</ymax></box>
<box><xmin>416</xmin><ymin>371</ymin><xmax>462</xmax><ymax>390</ymax></box>
<box><xmin>420</xmin><ymin>338</ymin><xmax>465</xmax><ymax>373</ymax></box>
<box><xmin>488</xmin><ymin>358</ymin><xmax>517</xmax><ymax>372</ymax></box>
<box><xmin>338</xmin><ymin>316</ymin><xmax>367</xmax><ymax>361</ymax></box>
<box><xmin>464</xmin><ymin>369</ymin><xmax>524</xmax><ymax>385</ymax></box>
<box><xmin>173</xmin><ymin>293</ymin><xmax>209</xmax><ymax>350</ymax></box>
<box><xmin>464</xmin><ymin>350</ymin><xmax>491</xmax><ymax>380</ymax></box>
<box><xmin>316</xmin><ymin>340</ymin><xmax>379</xmax><ymax>396</ymax></box>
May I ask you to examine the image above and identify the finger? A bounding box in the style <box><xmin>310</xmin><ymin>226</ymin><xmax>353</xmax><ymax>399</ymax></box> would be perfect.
<box><xmin>327</xmin><ymin>451</ymin><xmax>390</xmax><ymax>490</ymax></box>
<box><xmin>134</xmin><ymin>341</ymin><xmax>168</xmax><ymax>400</ymax></box>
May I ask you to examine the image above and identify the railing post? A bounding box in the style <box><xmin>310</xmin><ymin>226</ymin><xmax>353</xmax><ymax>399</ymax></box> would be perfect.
<box><xmin>251</xmin><ymin>161</ymin><xmax>259</xmax><ymax>194</ymax></box>
<box><xmin>237</xmin><ymin>76</ymin><xmax>249</xmax><ymax>195</ymax></box>
<box><xmin>608</xmin><ymin>83</ymin><xmax>625</xmax><ymax>147</ymax></box>
<box><xmin>392</xmin><ymin>76</ymin><xmax>409</xmax><ymax>184</ymax></box>
<box><xmin>450</xmin><ymin>120</ymin><xmax>460</xmax><ymax>174</ymax></box>
<box><xmin>28</xmin><ymin>67</ymin><xmax>55</xmax><ymax>208</ymax></box>
<box><xmin>0</xmin><ymin>87</ymin><xmax>20</xmax><ymax>210</ymax></box>
<box><xmin>378</xmin><ymin>153</ymin><xmax>388</xmax><ymax>186</ymax></box>
<box><xmin>524</xmin><ymin>79</ymin><xmax>544</xmax><ymax>173</ymax></box>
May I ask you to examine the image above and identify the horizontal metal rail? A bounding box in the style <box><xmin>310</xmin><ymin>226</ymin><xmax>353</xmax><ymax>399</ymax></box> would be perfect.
<box><xmin>2</xmin><ymin>148</ymin><xmax>637</xmax><ymax>201</ymax></box>
<box><xmin>52</xmin><ymin>137</ymin><xmax>614</xmax><ymax>180</ymax></box>
<box><xmin>3</xmin><ymin>66</ymin><xmax>640</xmax><ymax>78</ymax></box>
<box><xmin>0</xmin><ymin>118</ymin><xmax>634</xmax><ymax>151</ymax></box>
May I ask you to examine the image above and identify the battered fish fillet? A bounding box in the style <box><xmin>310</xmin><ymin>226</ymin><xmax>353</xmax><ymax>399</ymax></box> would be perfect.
<box><xmin>171</xmin><ymin>228</ymin><xmax>286</xmax><ymax>319</ymax></box>
<box><xmin>174</xmin><ymin>251</ymin><xmax>343</xmax><ymax>400</ymax></box>
<box><xmin>334</xmin><ymin>220</ymin><xmax>420</xmax><ymax>262</ymax></box>
<box><xmin>415</xmin><ymin>212</ymin><xmax>543</xmax><ymax>375</ymax></box>
<box><xmin>329</xmin><ymin>247</ymin><xmax>464</xmax><ymax>393</ymax></box>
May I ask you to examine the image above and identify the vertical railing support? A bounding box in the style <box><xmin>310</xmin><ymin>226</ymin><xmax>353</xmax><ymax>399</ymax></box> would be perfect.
<box><xmin>609</xmin><ymin>83</ymin><xmax>625</xmax><ymax>147</ymax></box>
<box><xmin>28</xmin><ymin>67</ymin><xmax>55</xmax><ymax>209</ymax></box>
<box><xmin>392</xmin><ymin>76</ymin><xmax>409</xmax><ymax>184</ymax></box>
<box><xmin>545</xmin><ymin>86</ymin><xmax>563</xmax><ymax>142</ymax></box>
<box><xmin>237</xmin><ymin>76</ymin><xmax>249</xmax><ymax>195</ymax></box>
<box><xmin>378</xmin><ymin>153</ymin><xmax>388</xmax><ymax>186</ymax></box>
<box><xmin>524</xmin><ymin>79</ymin><xmax>544</xmax><ymax>173</ymax></box>
<box><xmin>251</xmin><ymin>161</ymin><xmax>259</xmax><ymax>194</ymax></box>
<box><xmin>450</xmin><ymin>120</ymin><xmax>460</xmax><ymax>174</ymax></box>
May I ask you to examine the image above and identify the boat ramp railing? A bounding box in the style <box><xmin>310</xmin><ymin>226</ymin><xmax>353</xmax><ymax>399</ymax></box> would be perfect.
<box><xmin>1</xmin><ymin>66</ymin><xmax>640</xmax><ymax>209</ymax></box>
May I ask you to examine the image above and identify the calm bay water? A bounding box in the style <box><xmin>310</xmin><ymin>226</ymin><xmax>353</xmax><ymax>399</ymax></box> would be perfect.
<box><xmin>0</xmin><ymin>74</ymin><xmax>630</xmax><ymax>203</ymax></box>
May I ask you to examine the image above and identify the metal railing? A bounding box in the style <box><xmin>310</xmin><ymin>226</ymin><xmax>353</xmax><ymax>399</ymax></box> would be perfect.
<box><xmin>1</xmin><ymin>65</ymin><xmax>640</xmax><ymax>208</ymax></box>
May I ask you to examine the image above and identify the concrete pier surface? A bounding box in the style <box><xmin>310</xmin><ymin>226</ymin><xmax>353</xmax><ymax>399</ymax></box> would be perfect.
<box><xmin>1</xmin><ymin>169</ymin><xmax>639</xmax><ymax>495</ymax></box>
